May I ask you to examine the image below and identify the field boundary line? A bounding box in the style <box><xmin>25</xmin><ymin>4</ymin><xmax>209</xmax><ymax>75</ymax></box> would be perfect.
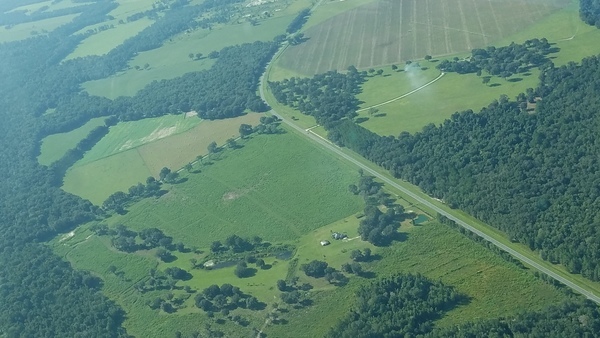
<box><xmin>356</xmin><ymin>72</ymin><xmax>445</xmax><ymax>112</ymax></box>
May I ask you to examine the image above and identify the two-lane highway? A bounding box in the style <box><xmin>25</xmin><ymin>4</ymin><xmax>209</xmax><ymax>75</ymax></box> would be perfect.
<box><xmin>258</xmin><ymin>57</ymin><xmax>600</xmax><ymax>304</ymax></box>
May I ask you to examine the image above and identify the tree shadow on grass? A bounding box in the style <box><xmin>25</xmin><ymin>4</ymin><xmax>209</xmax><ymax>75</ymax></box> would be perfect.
<box><xmin>507</xmin><ymin>77</ymin><xmax>522</xmax><ymax>82</ymax></box>
<box><xmin>489</xmin><ymin>83</ymin><xmax>501</xmax><ymax>87</ymax></box>
<box><xmin>359</xmin><ymin>271</ymin><xmax>377</xmax><ymax>279</ymax></box>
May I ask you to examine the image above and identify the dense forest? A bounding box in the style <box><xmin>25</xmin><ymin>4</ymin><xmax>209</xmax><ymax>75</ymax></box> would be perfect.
<box><xmin>271</xmin><ymin>37</ymin><xmax>600</xmax><ymax>281</ymax></box>
<box><xmin>326</xmin><ymin>55</ymin><xmax>600</xmax><ymax>280</ymax></box>
<box><xmin>326</xmin><ymin>274</ymin><xmax>464</xmax><ymax>338</ymax></box>
<box><xmin>268</xmin><ymin>66</ymin><xmax>366</xmax><ymax>127</ymax></box>
<box><xmin>580</xmin><ymin>0</ymin><xmax>600</xmax><ymax>27</ymax></box>
<box><xmin>0</xmin><ymin>0</ymin><xmax>276</xmax><ymax>336</ymax></box>
<box><xmin>328</xmin><ymin>274</ymin><xmax>600</xmax><ymax>338</ymax></box>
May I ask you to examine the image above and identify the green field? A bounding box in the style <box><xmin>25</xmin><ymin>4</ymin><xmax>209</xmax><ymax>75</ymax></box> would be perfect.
<box><xmin>0</xmin><ymin>13</ymin><xmax>78</xmax><ymax>42</ymax></box>
<box><xmin>83</xmin><ymin>14</ymin><xmax>296</xmax><ymax>98</ymax></box>
<box><xmin>264</xmin><ymin>220</ymin><xmax>567</xmax><ymax>337</ymax></box>
<box><xmin>106</xmin><ymin>129</ymin><xmax>364</xmax><ymax>247</ymax></box>
<box><xmin>354</xmin><ymin>63</ymin><xmax>541</xmax><ymax>135</ymax></box>
<box><xmin>65</xmin><ymin>18</ymin><xmax>154</xmax><ymax>60</ymax></box>
<box><xmin>38</xmin><ymin>117</ymin><xmax>107</xmax><ymax>166</ymax></box>
<box><xmin>54</xmin><ymin>127</ymin><xmax>568</xmax><ymax>337</ymax></box>
<box><xmin>62</xmin><ymin>114</ymin><xmax>261</xmax><ymax>204</ymax></box>
<box><xmin>276</xmin><ymin>0</ymin><xmax>570</xmax><ymax>75</ymax></box>
<box><xmin>5</xmin><ymin>0</ymin><xmax>85</xmax><ymax>14</ymax></box>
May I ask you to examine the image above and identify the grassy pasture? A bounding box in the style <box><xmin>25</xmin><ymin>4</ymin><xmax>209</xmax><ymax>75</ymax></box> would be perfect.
<box><xmin>73</xmin><ymin>114</ymin><xmax>201</xmax><ymax>168</ymax></box>
<box><xmin>83</xmin><ymin>15</ymin><xmax>294</xmax><ymax>98</ymax></box>
<box><xmin>276</xmin><ymin>0</ymin><xmax>570</xmax><ymax>75</ymax></box>
<box><xmin>267</xmin><ymin>221</ymin><xmax>567</xmax><ymax>337</ymax></box>
<box><xmin>5</xmin><ymin>0</ymin><xmax>84</xmax><ymax>14</ymax></box>
<box><xmin>62</xmin><ymin>114</ymin><xmax>261</xmax><ymax>204</ymax></box>
<box><xmin>355</xmin><ymin>63</ymin><xmax>540</xmax><ymax>135</ymax></box>
<box><xmin>0</xmin><ymin>13</ymin><xmax>78</xmax><ymax>42</ymax></box>
<box><xmin>64</xmin><ymin>18</ymin><xmax>154</xmax><ymax>60</ymax></box>
<box><xmin>107</xmin><ymin>129</ymin><xmax>364</xmax><ymax>247</ymax></box>
<box><xmin>38</xmin><ymin>117</ymin><xmax>106</xmax><ymax>166</ymax></box>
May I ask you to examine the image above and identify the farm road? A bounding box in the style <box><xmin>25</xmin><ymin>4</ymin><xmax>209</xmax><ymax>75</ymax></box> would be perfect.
<box><xmin>259</xmin><ymin>51</ymin><xmax>600</xmax><ymax>305</ymax></box>
<box><xmin>357</xmin><ymin>72</ymin><xmax>445</xmax><ymax>112</ymax></box>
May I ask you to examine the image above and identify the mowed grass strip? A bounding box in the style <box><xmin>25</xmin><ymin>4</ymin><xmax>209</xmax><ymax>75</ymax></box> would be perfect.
<box><xmin>38</xmin><ymin>117</ymin><xmax>107</xmax><ymax>166</ymax></box>
<box><xmin>83</xmin><ymin>16</ymin><xmax>294</xmax><ymax>98</ymax></box>
<box><xmin>107</xmin><ymin>129</ymin><xmax>364</xmax><ymax>248</ymax></box>
<box><xmin>276</xmin><ymin>0</ymin><xmax>570</xmax><ymax>75</ymax></box>
<box><xmin>62</xmin><ymin>114</ymin><xmax>261</xmax><ymax>204</ymax></box>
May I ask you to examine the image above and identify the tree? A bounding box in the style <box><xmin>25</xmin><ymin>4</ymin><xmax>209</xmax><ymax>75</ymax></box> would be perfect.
<box><xmin>424</xmin><ymin>55</ymin><xmax>432</xmax><ymax>61</ymax></box>
<box><xmin>195</xmin><ymin>52</ymin><xmax>203</xmax><ymax>60</ymax></box>
<box><xmin>239</xmin><ymin>124</ymin><xmax>253</xmax><ymax>138</ymax></box>
<box><xmin>376</xmin><ymin>69</ymin><xmax>384</xmax><ymax>76</ymax></box>
<box><xmin>276</xmin><ymin>279</ymin><xmax>287</xmax><ymax>291</ymax></box>
<box><xmin>350</xmin><ymin>249</ymin><xmax>364</xmax><ymax>262</ymax></box>
<box><xmin>155</xmin><ymin>248</ymin><xmax>173</xmax><ymax>262</ymax></box>
<box><xmin>226</xmin><ymin>138</ymin><xmax>237</xmax><ymax>149</ymax></box>
<box><xmin>391</xmin><ymin>64</ymin><xmax>398</xmax><ymax>70</ymax></box>
<box><xmin>256</xmin><ymin>258</ymin><xmax>265</xmax><ymax>269</ymax></box>
<box><xmin>210</xmin><ymin>241</ymin><xmax>222</xmax><ymax>253</ymax></box>
<box><xmin>188</xmin><ymin>53</ymin><xmax>194</xmax><ymax>59</ymax></box>
<box><xmin>208</xmin><ymin>51</ymin><xmax>219</xmax><ymax>59</ymax></box>
<box><xmin>159</xmin><ymin>167</ymin><xmax>171</xmax><ymax>181</ymax></box>
<box><xmin>301</xmin><ymin>260</ymin><xmax>328</xmax><ymax>278</ymax></box>
<box><xmin>234</xmin><ymin>262</ymin><xmax>252</xmax><ymax>278</ymax></box>
<box><xmin>482</xmin><ymin>77</ymin><xmax>491</xmax><ymax>86</ymax></box>
<box><xmin>207</xmin><ymin>141</ymin><xmax>218</xmax><ymax>154</ymax></box>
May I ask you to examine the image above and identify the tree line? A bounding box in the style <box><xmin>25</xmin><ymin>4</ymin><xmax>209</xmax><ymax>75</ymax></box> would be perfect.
<box><xmin>580</xmin><ymin>0</ymin><xmax>600</xmax><ymax>28</ymax></box>
<box><xmin>436</xmin><ymin>38</ymin><xmax>554</xmax><ymax>78</ymax></box>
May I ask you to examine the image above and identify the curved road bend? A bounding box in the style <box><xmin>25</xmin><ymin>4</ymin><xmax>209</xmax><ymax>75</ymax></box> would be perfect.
<box><xmin>258</xmin><ymin>60</ymin><xmax>600</xmax><ymax>305</ymax></box>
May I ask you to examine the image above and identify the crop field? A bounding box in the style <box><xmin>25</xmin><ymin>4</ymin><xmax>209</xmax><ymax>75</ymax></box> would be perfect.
<box><xmin>38</xmin><ymin>117</ymin><xmax>107</xmax><ymax>166</ymax></box>
<box><xmin>83</xmin><ymin>15</ymin><xmax>295</xmax><ymax>98</ymax></box>
<box><xmin>107</xmin><ymin>130</ymin><xmax>364</xmax><ymax>247</ymax></box>
<box><xmin>276</xmin><ymin>0</ymin><xmax>571</xmax><ymax>75</ymax></box>
<box><xmin>355</xmin><ymin>63</ymin><xmax>541</xmax><ymax>135</ymax></box>
<box><xmin>62</xmin><ymin>114</ymin><xmax>262</xmax><ymax>204</ymax></box>
<box><xmin>64</xmin><ymin>18</ymin><xmax>154</xmax><ymax>60</ymax></box>
<box><xmin>0</xmin><ymin>13</ymin><xmax>78</xmax><ymax>42</ymax></box>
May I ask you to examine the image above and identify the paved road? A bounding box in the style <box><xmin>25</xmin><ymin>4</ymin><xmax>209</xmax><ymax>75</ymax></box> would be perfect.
<box><xmin>259</xmin><ymin>59</ymin><xmax>600</xmax><ymax>305</ymax></box>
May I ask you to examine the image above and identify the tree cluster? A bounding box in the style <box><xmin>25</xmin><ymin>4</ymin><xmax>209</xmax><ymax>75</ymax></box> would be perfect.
<box><xmin>437</xmin><ymin>39</ymin><xmax>553</xmax><ymax>77</ymax></box>
<box><xmin>433</xmin><ymin>300</ymin><xmax>600</xmax><ymax>337</ymax></box>
<box><xmin>352</xmin><ymin>175</ymin><xmax>407</xmax><ymax>246</ymax></box>
<box><xmin>580</xmin><ymin>0</ymin><xmax>600</xmax><ymax>28</ymax></box>
<box><xmin>101</xmin><ymin>176</ymin><xmax>163</xmax><ymax>213</ymax></box>
<box><xmin>286</xmin><ymin>8</ymin><xmax>310</xmax><ymax>34</ymax></box>
<box><xmin>268</xmin><ymin>67</ymin><xmax>366</xmax><ymax>127</ymax></box>
<box><xmin>194</xmin><ymin>284</ymin><xmax>263</xmax><ymax>313</ymax></box>
<box><xmin>300</xmin><ymin>260</ymin><xmax>348</xmax><ymax>285</ymax></box>
<box><xmin>326</xmin><ymin>274</ymin><xmax>464</xmax><ymax>338</ymax></box>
